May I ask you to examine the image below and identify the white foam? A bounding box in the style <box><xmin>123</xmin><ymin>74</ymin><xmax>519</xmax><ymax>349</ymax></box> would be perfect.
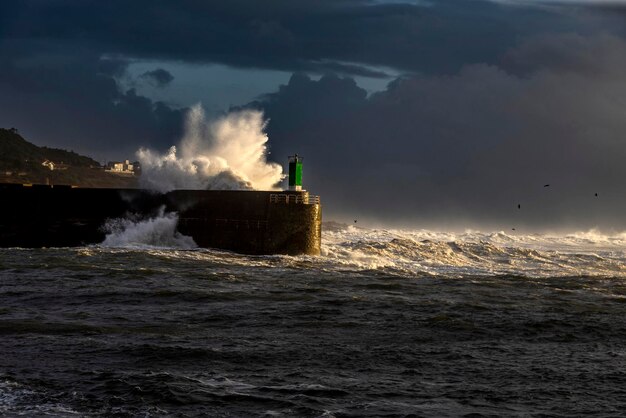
<box><xmin>0</xmin><ymin>379</ymin><xmax>81</xmax><ymax>416</ymax></box>
<box><xmin>137</xmin><ymin>105</ymin><xmax>284</xmax><ymax>192</ymax></box>
<box><xmin>102</xmin><ymin>207</ymin><xmax>197</xmax><ymax>249</ymax></box>
<box><xmin>318</xmin><ymin>224</ymin><xmax>626</xmax><ymax>278</ymax></box>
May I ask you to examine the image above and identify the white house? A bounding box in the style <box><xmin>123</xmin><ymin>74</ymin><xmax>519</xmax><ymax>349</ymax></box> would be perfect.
<box><xmin>105</xmin><ymin>159</ymin><xmax>136</xmax><ymax>174</ymax></box>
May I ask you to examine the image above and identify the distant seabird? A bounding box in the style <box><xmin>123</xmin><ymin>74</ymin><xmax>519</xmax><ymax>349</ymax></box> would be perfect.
<box><xmin>543</xmin><ymin>184</ymin><xmax>550</xmax><ymax>187</ymax></box>
<box><xmin>517</xmin><ymin>204</ymin><xmax>521</xmax><ymax>209</ymax></box>
<box><xmin>354</xmin><ymin>220</ymin><xmax>357</xmax><ymax>223</ymax></box>
<box><xmin>595</xmin><ymin>193</ymin><xmax>598</xmax><ymax>197</ymax></box>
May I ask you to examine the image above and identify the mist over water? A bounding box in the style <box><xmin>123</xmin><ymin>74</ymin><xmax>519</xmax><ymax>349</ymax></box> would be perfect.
<box><xmin>137</xmin><ymin>105</ymin><xmax>284</xmax><ymax>192</ymax></box>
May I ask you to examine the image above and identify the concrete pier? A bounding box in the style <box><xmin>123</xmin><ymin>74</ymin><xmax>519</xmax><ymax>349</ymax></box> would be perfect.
<box><xmin>0</xmin><ymin>183</ymin><xmax>322</xmax><ymax>255</ymax></box>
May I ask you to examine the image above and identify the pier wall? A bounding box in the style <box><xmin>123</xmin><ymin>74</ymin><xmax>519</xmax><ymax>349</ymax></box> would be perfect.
<box><xmin>0</xmin><ymin>184</ymin><xmax>321</xmax><ymax>255</ymax></box>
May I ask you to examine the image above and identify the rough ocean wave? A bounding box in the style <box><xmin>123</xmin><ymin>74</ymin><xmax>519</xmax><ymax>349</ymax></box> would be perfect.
<box><xmin>1</xmin><ymin>221</ymin><xmax>625</xmax><ymax>416</ymax></box>
<box><xmin>320</xmin><ymin>223</ymin><xmax>626</xmax><ymax>278</ymax></box>
<box><xmin>99</xmin><ymin>214</ymin><xmax>626</xmax><ymax>279</ymax></box>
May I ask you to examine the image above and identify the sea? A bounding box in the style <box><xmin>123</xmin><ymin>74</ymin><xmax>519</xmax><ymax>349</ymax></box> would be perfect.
<box><xmin>1</xmin><ymin>219</ymin><xmax>626</xmax><ymax>417</ymax></box>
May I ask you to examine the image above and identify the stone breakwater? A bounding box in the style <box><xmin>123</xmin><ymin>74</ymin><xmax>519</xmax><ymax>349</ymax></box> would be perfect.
<box><xmin>0</xmin><ymin>183</ymin><xmax>321</xmax><ymax>255</ymax></box>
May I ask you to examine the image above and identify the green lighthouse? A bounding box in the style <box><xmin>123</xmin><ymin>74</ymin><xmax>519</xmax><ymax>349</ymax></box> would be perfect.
<box><xmin>288</xmin><ymin>154</ymin><xmax>303</xmax><ymax>191</ymax></box>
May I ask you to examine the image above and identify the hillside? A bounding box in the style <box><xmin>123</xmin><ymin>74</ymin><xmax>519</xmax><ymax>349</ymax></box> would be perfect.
<box><xmin>0</xmin><ymin>128</ymin><xmax>138</xmax><ymax>188</ymax></box>
<box><xmin>0</xmin><ymin>128</ymin><xmax>100</xmax><ymax>169</ymax></box>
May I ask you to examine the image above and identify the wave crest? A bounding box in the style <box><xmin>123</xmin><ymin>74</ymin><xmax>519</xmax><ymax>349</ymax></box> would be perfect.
<box><xmin>321</xmin><ymin>225</ymin><xmax>626</xmax><ymax>278</ymax></box>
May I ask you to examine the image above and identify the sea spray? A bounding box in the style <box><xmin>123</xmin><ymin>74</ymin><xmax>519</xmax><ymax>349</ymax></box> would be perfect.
<box><xmin>102</xmin><ymin>207</ymin><xmax>197</xmax><ymax>249</ymax></box>
<box><xmin>320</xmin><ymin>224</ymin><xmax>626</xmax><ymax>278</ymax></box>
<box><xmin>137</xmin><ymin>105</ymin><xmax>284</xmax><ymax>192</ymax></box>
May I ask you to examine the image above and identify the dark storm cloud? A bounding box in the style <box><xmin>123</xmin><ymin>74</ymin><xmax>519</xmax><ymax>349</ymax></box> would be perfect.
<box><xmin>0</xmin><ymin>0</ymin><xmax>591</xmax><ymax>75</ymax></box>
<box><xmin>2</xmin><ymin>0</ymin><xmax>626</xmax><ymax>228</ymax></box>
<box><xmin>0</xmin><ymin>0</ymin><xmax>579</xmax><ymax>159</ymax></box>
<box><xmin>140</xmin><ymin>68</ymin><xmax>175</xmax><ymax>88</ymax></box>
<box><xmin>0</xmin><ymin>41</ymin><xmax>184</xmax><ymax>158</ymax></box>
<box><xmin>501</xmin><ymin>32</ymin><xmax>626</xmax><ymax>77</ymax></box>
<box><xmin>241</xmin><ymin>33</ymin><xmax>626</xmax><ymax>229</ymax></box>
<box><xmin>0</xmin><ymin>0</ymin><xmax>565</xmax><ymax>159</ymax></box>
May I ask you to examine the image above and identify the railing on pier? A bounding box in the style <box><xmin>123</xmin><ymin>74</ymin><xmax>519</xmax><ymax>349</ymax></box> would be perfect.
<box><xmin>269</xmin><ymin>194</ymin><xmax>320</xmax><ymax>205</ymax></box>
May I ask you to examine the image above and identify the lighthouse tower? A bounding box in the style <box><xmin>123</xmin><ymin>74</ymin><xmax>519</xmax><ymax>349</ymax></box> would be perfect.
<box><xmin>288</xmin><ymin>154</ymin><xmax>303</xmax><ymax>191</ymax></box>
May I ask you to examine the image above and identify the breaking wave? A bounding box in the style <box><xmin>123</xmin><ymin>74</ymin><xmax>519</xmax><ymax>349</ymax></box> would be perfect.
<box><xmin>137</xmin><ymin>105</ymin><xmax>284</xmax><ymax>192</ymax></box>
<box><xmin>101</xmin><ymin>207</ymin><xmax>197</xmax><ymax>249</ymax></box>
<box><xmin>319</xmin><ymin>223</ymin><xmax>626</xmax><ymax>278</ymax></box>
<box><xmin>97</xmin><ymin>216</ymin><xmax>626</xmax><ymax>279</ymax></box>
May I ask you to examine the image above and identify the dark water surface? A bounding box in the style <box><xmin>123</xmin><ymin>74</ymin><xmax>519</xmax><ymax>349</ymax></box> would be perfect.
<box><xmin>1</xmin><ymin>227</ymin><xmax>626</xmax><ymax>416</ymax></box>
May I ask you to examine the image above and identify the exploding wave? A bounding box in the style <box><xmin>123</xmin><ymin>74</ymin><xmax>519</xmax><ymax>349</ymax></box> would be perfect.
<box><xmin>137</xmin><ymin>105</ymin><xmax>284</xmax><ymax>192</ymax></box>
<box><xmin>101</xmin><ymin>207</ymin><xmax>197</xmax><ymax>249</ymax></box>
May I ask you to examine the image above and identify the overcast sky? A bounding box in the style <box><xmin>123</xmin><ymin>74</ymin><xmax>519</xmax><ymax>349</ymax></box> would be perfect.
<box><xmin>1</xmin><ymin>0</ymin><xmax>626</xmax><ymax>230</ymax></box>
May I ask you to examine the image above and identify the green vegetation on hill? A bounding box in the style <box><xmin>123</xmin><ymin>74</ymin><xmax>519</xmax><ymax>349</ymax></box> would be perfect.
<box><xmin>0</xmin><ymin>128</ymin><xmax>99</xmax><ymax>170</ymax></box>
<box><xmin>0</xmin><ymin>128</ymin><xmax>137</xmax><ymax>188</ymax></box>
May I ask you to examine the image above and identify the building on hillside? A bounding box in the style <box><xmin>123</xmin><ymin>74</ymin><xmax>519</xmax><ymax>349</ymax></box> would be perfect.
<box><xmin>105</xmin><ymin>160</ymin><xmax>139</xmax><ymax>175</ymax></box>
<box><xmin>42</xmin><ymin>160</ymin><xmax>55</xmax><ymax>171</ymax></box>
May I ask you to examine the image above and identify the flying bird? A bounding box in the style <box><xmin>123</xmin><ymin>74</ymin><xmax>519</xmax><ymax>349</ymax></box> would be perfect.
<box><xmin>354</xmin><ymin>220</ymin><xmax>357</xmax><ymax>223</ymax></box>
<box><xmin>544</xmin><ymin>184</ymin><xmax>550</xmax><ymax>187</ymax></box>
<box><xmin>517</xmin><ymin>204</ymin><xmax>521</xmax><ymax>209</ymax></box>
<box><xmin>595</xmin><ymin>193</ymin><xmax>598</xmax><ymax>197</ymax></box>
